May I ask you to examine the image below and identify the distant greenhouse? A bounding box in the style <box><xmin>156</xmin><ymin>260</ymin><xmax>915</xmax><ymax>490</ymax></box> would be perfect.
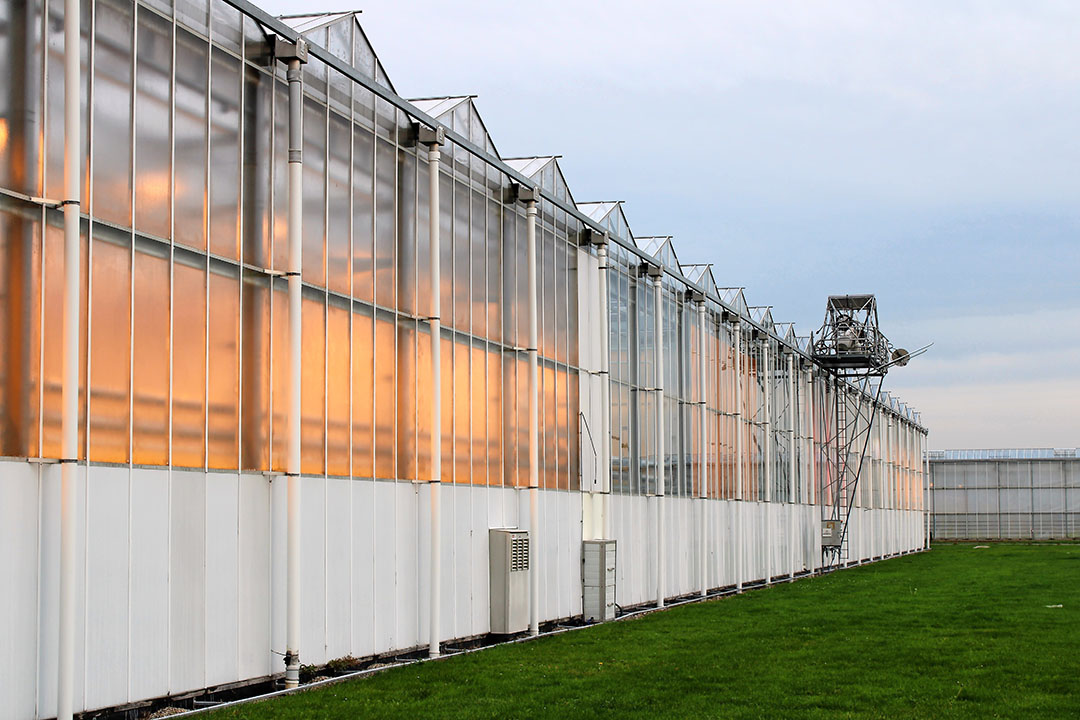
<box><xmin>0</xmin><ymin>2</ymin><xmax>928</xmax><ymax>718</ymax></box>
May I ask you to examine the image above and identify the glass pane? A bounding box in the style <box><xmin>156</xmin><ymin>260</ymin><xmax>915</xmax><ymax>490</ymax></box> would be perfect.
<box><xmin>135</xmin><ymin>7</ymin><xmax>171</xmax><ymax>239</ymax></box>
<box><xmin>208</xmin><ymin>47</ymin><xmax>240</xmax><ymax>260</ymax></box>
<box><xmin>0</xmin><ymin>207</ymin><xmax>42</xmax><ymax>457</ymax></box>
<box><xmin>89</xmin><ymin>231</ymin><xmax>130</xmax><ymax>463</ymax></box>
<box><xmin>241</xmin><ymin>64</ymin><xmax>271</xmax><ymax>268</ymax></box>
<box><xmin>396</xmin><ymin>149</ymin><xmax>416</xmax><ymax>314</ymax></box>
<box><xmin>302</xmin><ymin>98</ymin><xmax>326</xmax><ymax>286</ymax></box>
<box><xmin>172</xmin><ymin>254</ymin><xmax>206</xmax><ymax>467</ymax></box>
<box><xmin>92</xmin><ymin>0</ymin><xmax>133</xmax><ymax>227</ymax></box>
<box><xmin>207</xmin><ymin>263</ymin><xmax>239</xmax><ymax>469</ymax></box>
<box><xmin>240</xmin><ymin>270</ymin><xmax>269</xmax><ymax>470</ymax></box>
<box><xmin>351</xmin><ymin>306</ymin><xmax>373</xmax><ymax>477</ymax></box>
<box><xmin>131</xmin><ymin>242</ymin><xmax>169</xmax><ymax>466</ymax></box>
<box><xmin>470</xmin><ymin>342</ymin><xmax>486</xmax><ymax>484</ymax></box>
<box><xmin>326</xmin><ymin>112</ymin><xmax>350</xmax><ymax>295</ymax></box>
<box><xmin>174</xmin><ymin>28</ymin><xmax>208</xmax><ymax>251</ymax></box>
<box><xmin>374</xmin><ymin>138</ymin><xmax>395</xmax><ymax>308</ymax></box>
<box><xmin>396</xmin><ymin>320</ymin><xmax>416</xmax><ymax>481</ymax></box>
<box><xmin>373</xmin><ymin>311</ymin><xmax>394</xmax><ymax>478</ymax></box>
<box><xmin>351</xmin><ymin>126</ymin><xmax>374</xmax><ymax>302</ymax></box>
<box><xmin>270</xmin><ymin>277</ymin><xmax>287</xmax><ymax>471</ymax></box>
<box><xmin>301</xmin><ymin>290</ymin><xmax>325</xmax><ymax>474</ymax></box>
<box><xmin>326</xmin><ymin>300</ymin><xmax>350</xmax><ymax>476</ymax></box>
<box><xmin>453</xmin><ymin>337</ymin><xmax>469</xmax><ymax>483</ymax></box>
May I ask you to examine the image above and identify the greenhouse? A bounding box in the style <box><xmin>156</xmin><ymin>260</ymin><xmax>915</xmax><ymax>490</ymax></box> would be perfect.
<box><xmin>929</xmin><ymin>449</ymin><xmax>1080</xmax><ymax>540</ymax></box>
<box><xmin>0</xmin><ymin>1</ymin><xmax>928</xmax><ymax>717</ymax></box>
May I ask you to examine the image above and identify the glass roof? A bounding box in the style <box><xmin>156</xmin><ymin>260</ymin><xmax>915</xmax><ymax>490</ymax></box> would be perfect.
<box><xmin>680</xmin><ymin>263</ymin><xmax>717</xmax><ymax>297</ymax></box>
<box><xmin>409</xmin><ymin>96</ymin><xmax>499</xmax><ymax>157</ymax></box>
<box><xmin>749</xmin><ymin>306</ymin><xmax>774</xmax><ymax>329</ymax></box>
<box><xmin>281</xmin><ymin>11</ymin><xmax>394</xmax><ymax>91</ymax></box>
<box><xmin>635</xmin><ymin>236</ymin><xmax>679</xmax><ymax>269</ymax></box>
<box><xmin>577</xmin><ymin>201</ymin><xmax>633</xmax><ymax>242</ymax></box>
<box><xmin>717</xmin><ymin>288</ymin><xmax>748</xmax><ymax>316</ymax></box>
<box><xmin>503</xmin><ymin>156</ymin><xmax>574</xmax><ymax>202</ymax></box>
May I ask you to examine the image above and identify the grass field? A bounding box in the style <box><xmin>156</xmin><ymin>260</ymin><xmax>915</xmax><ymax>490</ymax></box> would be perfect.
<box><xmin>211</xmin><ymin>544</ymin><xmax>1080</xmax><ymax>719</ymax></box>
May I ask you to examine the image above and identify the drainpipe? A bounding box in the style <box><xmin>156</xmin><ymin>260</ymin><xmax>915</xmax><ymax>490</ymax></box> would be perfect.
<box><xmin>57</xmin><ymin>0</ymin><xmax>81</xmax><ymax>716</ymax></box>
<box><xmin>273</xmin><ymin>36</ymin><xmax>308</xmax><ymax>689</ymax></box>
<box><xmin>787</xmin><ymin>352</ymin><xmax>797</xmax><ymax>576</ymax></box>
<box><xmin>697</xmin><ymin>299</ymin><xmax>707</xmax><ymax>597</ymax></box>
<box><xmin>523</xmin><ymin>188</ymin><xmax>540</xmax><ymax>636</ymax></box>
<box><xmin>763</xmin><ymin>338</ymin><xmax>772</xmax><ymax>584</ymax></box>
<box><xmin>596</xmin><ymin>237</ymin><xmax>611</xmax><ymax>540</ymax></box>
<box><xmin>420</xmin><ymin>124</ymin><xmax>445</xmax><ymax>657</ymax></box>
<box><xmin>652</xmin><ymin>270</ymin><xmax>665</xmax><ymax>608</ymax></box>
<box><xmin>733</xmin><ymin>320</ymin><xmax>743</xmax><ymax>591</ymax></box>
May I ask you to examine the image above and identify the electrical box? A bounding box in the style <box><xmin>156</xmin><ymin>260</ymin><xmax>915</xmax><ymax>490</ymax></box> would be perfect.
<box><xmin>821</xmin><ymin>520</ymin><xmax>843</xmax><ymax>547</ymax></box>
<box><xmin>489</xmin><ymin>529</ymin><xmax>530</xmax><ymax>634</ymax></box>
<box><xmin>583</xmin><ymin>540</ymin><xmax>616</xmax><ymax>622</ymax></box>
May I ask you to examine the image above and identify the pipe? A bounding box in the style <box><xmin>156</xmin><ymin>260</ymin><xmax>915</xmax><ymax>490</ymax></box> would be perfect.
<box><xmin>787</xmin><ymin>352</ymin><xmax>797</xmax><ymax>576</ymax></box>
<box><xmin>733</xmin><ymin>322</ymin><xmax>743</xmax><ymax>591</ymax></box>
<box><xmin>526</xmin><ymin>198</ymin><xmax>539</xmax><ymax>636</ymax></box>
<box><xmin>763</xmin><ymin>339</ymin><xmax>772</xmax><ymax>584</ymax></box>
<box><xmin>697</xmin><ymin>301</ymin><xmax>707</xmax><ymax>597</ymax></box>
<box><xmin>284</xmin><ymin>57</ymin><xmax>303</xmax><ymax>689</ymax></box>
<box><xmin>653</xmin><ymin>276</ymin><xmax>664</xmax><ymax>609</ymax></box>
<box><xmin>57</xmin><ymin>0</ymin><xmax>81</xmax><ymax>716</ymax></box>
<box><xmin>427</xmin><ymin>139</ymin><xmax>443</xmax><ymax>657</ymax></box>
<box><xmin>597</xmin><ymin>242</ymin><xmax>611</xmax><ymax>540</ymax></box>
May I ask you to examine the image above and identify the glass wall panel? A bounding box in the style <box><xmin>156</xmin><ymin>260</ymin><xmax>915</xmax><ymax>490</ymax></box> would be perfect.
<box><xmin>373</xmin><ymin>310</ymin><xmax>394</xmax><ymax>478</ymax></box>
<box><xmin>396</xmin><ymin>150</ymin><xmax>416</xmax><ymax>315</ymax></box>
<box><xmin>470</xmin><ymin>342</ymin><xmax>487</xmax><ymax>484</ymax></box>
<box><xmin>242</xmin><ymin>64</ymin><xmax>271</xmax><ymax>268</ymax></box>
<box><xmin>452</xmin><ymin>179</ymin><xmax>469</xmax><ymax>330</ymax></box>
<box><xmin>470</xmin><ymin>191</ymin><xmax>486</xmax><ymax>339</ymax></box>
<box><xmin>374</xmin><ymin>138</ymin><xmax>395</xmax><ymax>308</ymax></box>
<box><xmin>88</xmin><ymin>231</ymin><xmax>131</xmax><ymax>463</ymax></box>
<box><xmin>488</xmin><ymin>347</ymin><xmax>503</xmax><ymax>487</ymax></box>
<box><xmin>134</xmin><ymin>7</ymin><xmax>172</xmax><ymax>239</ymax></box>
<box><xmin>453</xmin><ymin>337</ymin><xmax>469</xmax><ymax>483</ymax></box>
<box><xmin>326</xmin><ymin>300</ymin><xmax>350</xmax><ymax>476</ymax></box>
<box><xmin>240</xmin><ymin>270</ymin><xmax>269</xmax><ymax>470</ymax></box>
<box><xmin>92</xmin><ymin>0</ymin><xmax>133</xmax><ymax>227</ymax></box>
<box><xmin>397</xmin><ymin>320</ymin><xmax>416</xmax><ymax>481</ymax></box>
<box><xmin>415</xmin><ymin>324</ymin><xmax>432</xmax><ymax>481</ymax></box>
<box><xmin>270</xmin><ymin>277</ymin><xmax>287</xmax><ymax>471</ymax></box>
<box><xmin>174</xmin><ymin>28</ymin><xmax>208</xmax><ymax>251</ymax></box>
<box><xmin>207</xmin><ymin>263</ymin><xmax>239</xmax><ymax>469</ymax></box>
<box><xmin>172</xmin><ymin>253</ymin><xmax>206</xmax><ymax>467</ymax></box>
<box><xmin>208</xmin><ymin>47</ymin><xmax>241</xmax><ymax>260</ymax></box>
<box><xmin>302</xmin><ymin>99</ymin><xmax>327</xmax><ymax>286</ymax></box>
<box><xmin>0</xmin><ymin>207</ymin><xmax>41</xmax><ymax>458</ymax></box>
<box><xmin>351</xmin><ymin>125</ymin><xmax>374</xmax><ymax>302</ymax></box>
<box><xmin>326</xmin><ymin>113</ymin><xmax>351</xmax><ymax>296</ymax></box>
<box><xmin>301</xmin><ymin>291</ymin><xmax>325</xmax><ymax>474</ymax></box>
<box><xmin>351</xmin><ymin>306</ymin><xmax>373</xmax><ymax>477</ymax></box>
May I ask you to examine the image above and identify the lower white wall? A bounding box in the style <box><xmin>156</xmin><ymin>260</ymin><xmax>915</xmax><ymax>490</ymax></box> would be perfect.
<box><xmin>0</xmin><ymin>458</ymin><xmax>924</xmax><ymax>719</ymax></box>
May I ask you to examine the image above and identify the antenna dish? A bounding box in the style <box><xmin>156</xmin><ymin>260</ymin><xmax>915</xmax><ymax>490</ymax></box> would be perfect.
<box><xmin>891</xmin><ymin>348</ymin><xmax>910</xmax><ymax>367</ymax></box>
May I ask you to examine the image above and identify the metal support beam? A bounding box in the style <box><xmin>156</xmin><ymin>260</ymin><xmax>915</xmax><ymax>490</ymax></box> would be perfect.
<box><xmin>425</xmin><ymin>131</ymin><xmax>444</xmax><ymax>658</ymax></box>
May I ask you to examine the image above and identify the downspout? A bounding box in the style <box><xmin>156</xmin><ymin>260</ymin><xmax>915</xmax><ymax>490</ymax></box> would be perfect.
<box><xmin>524</xmin><ymin>190</ymin><xmax>540</xmax><ymax>636</ymax></box>
<box><xmin>763</xmin><ymin>338</ymin><xmax>772</xmax><ymax>584</ymax></box>
<box><xmin>420</xmin><ymin>124</ymin><xmax>445</xmax><ymax>657</ymax></box>
<box><xmin>596</xmin><ymin>239</ymin><xmax>611</xmax><ymax>540</ymax></box>
<box><xmin>697</xmin><ymin>299</ymin><xmax>707</xmax><ymax>597</ymax></box>
<box><xmin>274</xmin><ymin>36</ymin><xmax>308</xmax><ymax>690</ymax></box>
<box><xmin>57</xmin><ymin>0</ymin><xmax>81</xmax><ymax>716</ymax></box>
<box><xmin>653</xmin><ymin>272</ymin><xmax>665</xmax><ymax>609</ymax></box>
<box><xmin>733</xmin><ymin>320</ymin><xmax>743</xmax><ymax>591</ymax></box>
<box><xmin>787</xmin><ymin>352</ymin><xmax>797</xmax><ymax>576</ymax></box>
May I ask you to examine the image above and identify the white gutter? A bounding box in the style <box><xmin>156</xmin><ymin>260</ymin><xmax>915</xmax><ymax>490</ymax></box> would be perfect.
<box><xmin>57</xmin><ymin>0</ymin><xmax>81</xmax><ymax>716</ymax></box>
<box><xmin>284</xmin><ymin>53</ymin><xmax>304</xmax><ymax>690</ymax></box>
<box><xmin>654</xmin><ymin>275</ymin><xmax>665</xmax><ymax>609</ymax></box>
<box><xmin>526</xmin><ymin>196</ymin><xmax>540</xmax><ymax>636</ymax></box>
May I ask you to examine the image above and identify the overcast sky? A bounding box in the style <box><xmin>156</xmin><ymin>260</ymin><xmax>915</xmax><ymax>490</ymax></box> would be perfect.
<box><xmin>264</xmin><ymin>0</ymin><xmax>1080</xmax><ymax>450</ymax></box>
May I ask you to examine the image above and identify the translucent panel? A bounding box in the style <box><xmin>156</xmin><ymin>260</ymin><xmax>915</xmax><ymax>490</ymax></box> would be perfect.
<box><xmin>452</xmin><ymin>180</ymin><xmax>469</xmax><ymax>330</ymax></box>
<box><xmin>373</xmin><ymin>311</ymin><xmax>394</xmax><ymax>478</ymax></box>
<box><xmin>210</xmin><ymin>0</ymin><xmax>242</xmax><ymax>53</ymax></box>
<box><xmin>301</xmin><ymin>291</ymin><xmax>325</xmax><ymax>474</ymax></box>
<box><xmin>92</xmin><ymin>0</ymin><xmax>133</xmax><ymax>226</ymax></box>
<box><xmin>240</xmin><ymin>271</ymin><xmax>269</xmax><ymax>471</ymax></box>
<box><xmin>566</xmin><ymin>243</ymin><xmax>578</xmax><ymax>366</ymax></box>
<box><xmin>439</xmin><ymin>171</ymin><xmax>454</xmax><ymax>326</ymax></box>
<box><xmin>470</xmin><ymin>343</ymin><xmax>487</xmax><ymax>484</ymax></box>
<box><xmin>242</xmin><ymin>64</ymin><xmax>272</xmax><ymax>268</ymax></box>
<box><xmin>470</xmin><ymin>190</ymin><xmax>486</xmax><ymax>339</ymax></box>
<box><xmin>453</xmin><ymin>338</ymin><xmax>469</xmax><ymax>483</ymax></box>
<box><xmin>500</xmin><ymin>206</ymin><xmax>516</xmax><ymax>346</ymax></box>
<box><xmin>351</xmin><ymin>126</ymin><xmax>374</xmax><ymax>302</ymax></box>
<box><xmin>554</xmin><ymin>239</ymin><xmax>567</xmax><ymax>364</ymax></box>
<box><xmin>351</xmin><ymin>307</ymin><xmax>373</xmax><ymax>477</ymax></box>
<box><xmin>487</xmin><ymin>349</ymin><xmax>502</xmax><ymax>487</ymax></box>
<box><xmin>326</xmin><ymin>112</ymin><xmax>350</xmax><ymax>295</ymax></box>
<box><xmin>441</xmin><ymin>330</ymin><xmax>453</xmax><ymax>482</ymax></box>
<box><xmin>302</xmin><ymin>99</ymin><xmax>327</xmax><ymax>286</ymax></box>
<box><xmin>516</xmin><ymin>355</ymin><xmax>528</xmax><ymax>488</ymax></box>
<box><xmin>271</xmin><ymin>79</ymin><xmax>288</xmax><ymax>272</ymax></box>
<box><xmin>325</xmin><ymin>301</ymin><xmax>349</xmax><ymax>475</ymax></box>
<box><xmin>0</xmin><ymin>0</ymin><xmax>44</xmax><ymax>196</ymax></box>
<box><xmin>394</xmin><ymin>149</ymin><xmax>416</xmax><ymax>315</ymax></box>
<box><xmin>397</xmin><ymin>321</ymin><xmax>416</xmax><ymax>482</ymax></box>
<box><xmin>172</xmin><ymin>254</ymin><xmax>206</xmax><ymax>467</ymax></box>
<box><xmin>134</xmin><ymin>8</ymin><xmax>172</xmax><ymax>239</ymax></box>
<box><xmin>543</xmin><ymin>362</ymin><xmax>557</xmax><ymax>489</ymax></box>
<box><xmin>208</xmin><ymin>47</ymin><xmax>241</xmax><ymax>260</ymax></box>
<box><xmin>374</xmin><ymin>138</ymin><xmax>395</xmax><ymax>307</ymax></box>
<box><xmin>176</xmin><ymin>0</ymin><xmax>208</xmax><ymax>35</ymax></box>
<box><xmin>541</xmin><ymin>229</ymin><xmax>556</xmax><ymax>360</ymax></box>
<box><xmin>207</xmin><ymin>264</ymin><xmax>239</xmax><ymax>468</ymax></box>
<box><xmin>174</xmin><ymin>29</ymin><xmax>208</xmax><ymax>250</ymax></box>
<box><xmin>0</xmin><ymin>207</ymin><xmax>42</xmax><ymax>458</ymax></box>
<box><xmin>270</xmin><ymin>278</ymin><xmax>287</xmax><ymax>471</ymax></box>
<box><xmin>556</xmin><ymin>367</ymin><xmax>568</xmax><ymax>491</ymax></box>
<box><xmin>88</xmin><ymin>232</ymin><xmax>131</xmax><ymax>463</ymax></box>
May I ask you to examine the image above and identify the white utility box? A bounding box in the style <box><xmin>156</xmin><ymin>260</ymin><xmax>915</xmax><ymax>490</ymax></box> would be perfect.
<box><xmin>489</xmin><ymin>529</ymin><xmax>530</xmax><ymax>634</ymax></box>
<box><xmin>583</xmin><ymin>539</ymin><xmax>616</xmax><ymax>622</ymax></box>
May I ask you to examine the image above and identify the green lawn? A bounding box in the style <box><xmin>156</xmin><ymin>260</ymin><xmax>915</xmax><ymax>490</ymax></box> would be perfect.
<box><xmin>212</xmin><ymin>544</ymin><xmax>1080</xmax><ymax>719</ymax></box>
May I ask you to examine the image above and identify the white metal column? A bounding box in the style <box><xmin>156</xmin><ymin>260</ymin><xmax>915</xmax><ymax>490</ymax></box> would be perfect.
<box><xmin>763</xmin><ymin>339</ymin><xmax>772</xmax><ymax>584</ymax></box>
<box><xmin>653</xmin><ymin>272</ymin><xmax>665</xmax><ymax>608</ymax></box>
<box><xmin>697</xmin><ymin>299</ymin><xmax>708</xmax><ymax>596</ymax></box>
<box><xmin>525</xmin><ymin>192</ymin><xmax>540</xmax><ymax>636</ymax></box>
<box><xmin>733</xmin><ymin>320</ymin><xmax>744</xmax><ymax>590</ymax></box>
<box><xmin>787</xmin><ymin>352</ymin><xmax>797</xmax><ymax>576</ymax></box>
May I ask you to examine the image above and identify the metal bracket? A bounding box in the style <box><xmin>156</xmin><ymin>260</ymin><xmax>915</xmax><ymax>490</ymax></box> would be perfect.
<box><xmin>579</xmin><ymin>227</ymin><xmax>608</xmax><ymax>247</ymax></box>
<box><xmin>416</xmin><ymin>123</ymin><xmax>446</xmax><ymax>147</ymax></box>
<box><xmin>272</xmin><ymin>36</ymin><xmax>309</xmax><ymax>63</ymax></box>
<box><xmin>509</xmin><ymin>183</ymin><xmax>540</xmax><ymax>204</ymax></box>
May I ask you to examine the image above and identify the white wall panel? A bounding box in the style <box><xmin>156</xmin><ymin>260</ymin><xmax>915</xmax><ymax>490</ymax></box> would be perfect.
<box><xmin>205</xmin><ymin>472</ymin><xmax>239</xmax><ymax>686</ymax></box>
<box><xmin>350</xmin><ymin>479</ymin><xmax>376</xmax><ymax>656</ymax></box>
<box><xmin>373</xmin><ymin>480</ymin><xmax>397</xmax><ymax>650</ymax></box>
<box><xmin>0</xmin><ymin>460</ymin><xmax>41</xmax><ymax>720</ymax></box>
<box><xmin>395</xmin><ymin>482</ymin><xmax>419</xmax><ymax>649</ymax></box>
<box><xmin>169</xmin><ymin>469</ymin><xmax>206</xmax><ymax>695</ymax></box>
<box><xmin>300</xmin><ymin>476</ymin><xmax>327</xmax><ymax>667</ymax></box>
<box><xmin>129</xmin><ymin>468</ymin><xmax>170</xmax><ymax>702</ymax></box>
<box><xmin>325</xmin><ymin>477</ymin><xmax>352</xmax><ymax>661</ymax></box>
<box><xmin>84</xmin><ymin>465</ymin><xmax>130</xmax><ymax>710</ymax></box>
<box><xmin>237</xmin><ymin>474</ymin><xmax>271</xmax><ymax>680</ymax></box>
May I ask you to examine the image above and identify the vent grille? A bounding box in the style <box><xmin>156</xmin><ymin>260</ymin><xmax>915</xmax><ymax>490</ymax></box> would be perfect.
<box><xmin>510</xmin><ymin>536</ymin><xmax>529</xmax><ymax>572</ymax></box>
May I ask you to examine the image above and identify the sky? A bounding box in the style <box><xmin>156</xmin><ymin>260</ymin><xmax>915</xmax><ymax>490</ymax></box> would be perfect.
<box><xmin>262</xmin><ymin>0</ymin><xmax>1080</xmax><ymax>450</ymax></box>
